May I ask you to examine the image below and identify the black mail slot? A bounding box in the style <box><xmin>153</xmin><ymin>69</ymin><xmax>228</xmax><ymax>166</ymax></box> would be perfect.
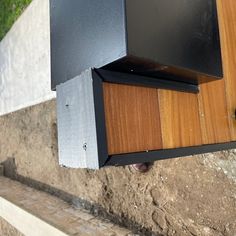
<box><xmin>50</xmin><ymin>0</ymin><xmax>223</xmax><ymax>90</ymax></box>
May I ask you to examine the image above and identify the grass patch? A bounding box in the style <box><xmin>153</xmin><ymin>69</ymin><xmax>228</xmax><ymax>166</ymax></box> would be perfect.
<box><xmin>0</xmin><ymin>0</ymin><xmax>32</xmax><ymax>41</ymax></box>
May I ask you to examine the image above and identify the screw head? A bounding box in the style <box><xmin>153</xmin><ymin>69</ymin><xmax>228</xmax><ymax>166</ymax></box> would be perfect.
<box><xmin>83</xmin><ymin>143</ymin><xmax>87</xmax><ymax>151</ymax></box>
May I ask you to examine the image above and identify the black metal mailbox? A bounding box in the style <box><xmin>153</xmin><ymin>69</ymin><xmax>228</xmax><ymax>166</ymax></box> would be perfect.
<box><xmin>50</xmin><ymin>0</ymin><xmax>228</xmax><ymax>170</ymax></box>
<box><xmin>50</xmin><ymin>0</ymin><xmax>223</xmax><ymax>90</ymax></box>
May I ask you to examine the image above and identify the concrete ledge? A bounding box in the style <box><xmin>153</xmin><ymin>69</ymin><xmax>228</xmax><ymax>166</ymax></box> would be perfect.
<box><xmin>0</xmin><ymin>0</ymin><xmax>55</xmax><ymax>116</ymax></box>
<box><xmin>0</xmin><ymin>177</ymin><xmax>132</xmax><ymax>236</ymax></box>
<box><xmin>0</xmin><ymin>197</ymin><xmax>67</xmax><ymax>236</ymax></box>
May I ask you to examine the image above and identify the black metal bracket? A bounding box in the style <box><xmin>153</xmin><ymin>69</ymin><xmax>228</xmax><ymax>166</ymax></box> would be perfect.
<box><xmin>105</xmin><ymin>142</ymin><xmax>236</xmax><ymax>166</ymax></box>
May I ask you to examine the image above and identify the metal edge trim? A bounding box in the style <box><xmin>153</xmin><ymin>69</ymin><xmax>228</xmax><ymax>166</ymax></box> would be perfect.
<box><xmin>96</xmin><ymin>69</ymin><xmax>199</xmax><ymax>93</ymax></box>
<box><xmin>92</xmin><ymin>70</ymin><xmax>109</xmax><ymax>168</ymax></box>
<box><xmin>105</xmin><ymin>141</ymin><xmax>236</xmax><ymax>166</ymax></box>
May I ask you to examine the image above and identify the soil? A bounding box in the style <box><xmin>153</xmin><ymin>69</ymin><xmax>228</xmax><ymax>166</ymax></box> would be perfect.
<box><xmin>0</xmin><ymin>99</ymin><xmax>235</xmax><ymax>236</ymax></box>
<box><xmin>0</xmin><ymin>217</ymin><xmax>23</xmax><ymax>236</ymax></box>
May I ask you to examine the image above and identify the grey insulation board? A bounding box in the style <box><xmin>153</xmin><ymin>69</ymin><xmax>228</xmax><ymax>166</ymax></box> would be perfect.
<box><xmin>56</xmin><ymin>70</ymin><xmax>99</xmax><ymax>169</ymax></box>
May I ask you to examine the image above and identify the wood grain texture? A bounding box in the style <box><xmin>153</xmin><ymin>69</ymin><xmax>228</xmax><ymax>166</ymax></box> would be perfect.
<box><xmin>103</xmin><ymin>83</ymin><xmax>162</xmax><ymax>155</ymax></box>
<box><xmin>198</xmin><ymin>79</ymin><xmax>231</xmax><ymax>144</ymax></box>
<box><xmin>158</xmin><ymin>90</ymin><xmax>202</xmax><ymax>149</ymax></box>
<box><xmin>217</xmin><ymin>0</ymin><xmax>236</xmax><ymax>140</ymax></box>
<box><xmin>103</xmin><ymin>0</ymin><xmax>236</xmax><ymax>155</ymax></box>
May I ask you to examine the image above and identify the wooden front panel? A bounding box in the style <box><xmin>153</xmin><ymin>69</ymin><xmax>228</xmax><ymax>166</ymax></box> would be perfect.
<box><xmin>103</xmin><ymin>83</ymin><xmax>163</xmax><ymax>155</ymax></box>
<box><xmin>198</xmin><ymin>79</ymin><xmax>231</xmax><ymax>144</ymax></box>
<box><xmin>158</xmin><ymin>90</ymin><xmax>202</xmax><ymax>149</ymax></box>
<box><xmin>217</xmin><ymin>0</ymin><xmax>236</xmax><ymax>140</ymax></box>
<box><xmin>103</xmin><ymin>0</ymin><xmax>236</xmax><ymax>155</ymax></box>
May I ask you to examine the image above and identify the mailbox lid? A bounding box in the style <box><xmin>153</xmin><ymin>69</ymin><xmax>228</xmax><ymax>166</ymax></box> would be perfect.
<box><xmin>123</xmin><ymin>0</ymin><xmax>223</xmax><ymax>81</ymax></box>
<box><xmin>50</xmin><ymin>0</ymin><xmax>127</xmax><ymax>89</ymax></box>
<box><xmin>50</xmin><ymin>0</ymin><xmax>223</xmax><ymax>90</ymax></box>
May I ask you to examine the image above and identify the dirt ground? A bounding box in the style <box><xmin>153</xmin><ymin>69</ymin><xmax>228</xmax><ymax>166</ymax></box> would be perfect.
<box><xmin>0</xmin><ymin>217</ymin><xmax>23</xmax><ymax>236</ymax></box>
<box><xmin>0</xmin><ymin>99</ymin><xmax>236</xmax><ymax>236</ymax></box>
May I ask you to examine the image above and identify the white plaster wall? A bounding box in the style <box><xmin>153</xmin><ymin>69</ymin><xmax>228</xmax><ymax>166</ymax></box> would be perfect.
<box><xmin>0</xmin><ymin>0</ymin><xmax>56</xmax><ymax>116</ymax></box>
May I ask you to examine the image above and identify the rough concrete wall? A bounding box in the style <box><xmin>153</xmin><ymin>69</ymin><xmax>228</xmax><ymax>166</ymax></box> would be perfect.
<box><xmin>0</xmin><ymin>100</ymin><xmax>235</xmax><ymax>236</ymax></box>
<box><xmin>0</xmin><ymin>217</ymin><xmax>23</xmax><ymax>236</ymax></box>
<box><xmin>0</xmin><ymin>0</ymin><xmax>55</xmax><ymax>116</ymax></box>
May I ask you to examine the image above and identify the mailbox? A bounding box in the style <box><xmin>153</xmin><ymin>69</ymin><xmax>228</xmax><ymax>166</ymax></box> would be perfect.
<box><xmin>50</xmin><ymin>0</ymin><xmax>235</xmax><ymax>170</ymax></box>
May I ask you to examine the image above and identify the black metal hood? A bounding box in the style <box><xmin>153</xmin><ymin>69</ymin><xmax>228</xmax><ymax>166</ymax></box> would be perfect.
<box><xmin>50</xmin><ymin>0</ymin><xmax>223</xmax><ymax>90</ymax></box>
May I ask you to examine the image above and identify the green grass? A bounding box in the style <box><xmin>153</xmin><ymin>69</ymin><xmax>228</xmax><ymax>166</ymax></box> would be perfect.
<box><xmin>0</xmin><ymin>0</ymin><xmax>32</xmax><ymax>40</ymax></box>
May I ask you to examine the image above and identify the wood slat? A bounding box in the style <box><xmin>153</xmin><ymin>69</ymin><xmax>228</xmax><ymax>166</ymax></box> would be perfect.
<box><xmin>158</xmin><ymin>90</ymin><xmax>202</xmax><ymax>149</ymax></box>
<box><xmin>217</xmin><ymin>0</ymin><xmax>236</xmax><ymax>140</ymax></box>
<box><xmin>198</xmin><ymin>79</ymin><xmax>231</xmax><ymax>144</ymax></box>
<box><xmin>103</xmin><ymin>83</ymin><xmax>162</xmax><ymax>155</ymax></box>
